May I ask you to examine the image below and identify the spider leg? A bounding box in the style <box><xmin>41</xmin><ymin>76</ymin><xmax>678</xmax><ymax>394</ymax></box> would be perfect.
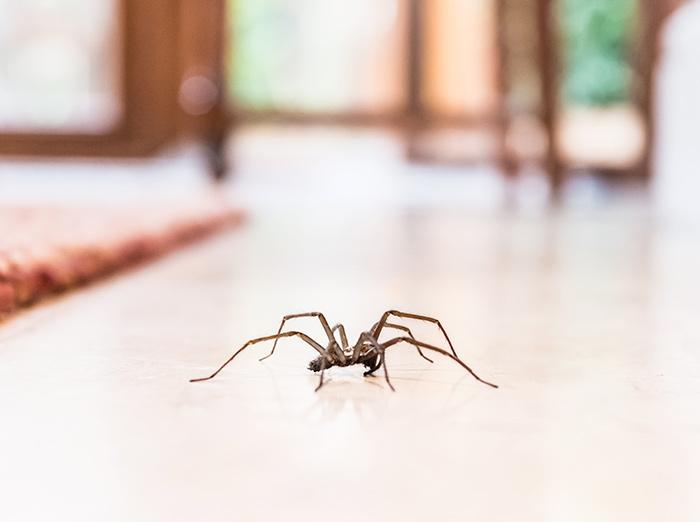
<box><xmin>361</xmin><ymin>333</ymin><xmax>394</xmax><ymax>391</ymax></box>
<box><xmin>331</xmin><ymin>323</ymin><xmax>349</xmax><ymax>350</ymax></box>
<box><xmin>381</xmin><ymin>336</ymin><xmax>498</xmax><ymax>389</ymax></box>
<box><xmin>372</xmin><ymin>310</ymin><xmax>460</xmax><ymax>358</ymax></box>
<box><xmin>362</xmin><ymin>357</ymin><xmax>381</xmax><ymax>377</ymax></box>
<box><xmin>259</xmin><ymin>312</ymin><xmax>337</xmax><ymax>362</ymax></box>
<box><xmin>190</xmin><ymin>331</ymin><xmax>329</xmax><ymax>383</ymax></box>
<box><xmin>314</xmin><ymin>356</ymin><xmax>328</xmax><ymax>392</ymax></box>
<box><xmin>380</xmin><ymin>322</ymin><xmax>433</xmax><ymax>363</ymax></box>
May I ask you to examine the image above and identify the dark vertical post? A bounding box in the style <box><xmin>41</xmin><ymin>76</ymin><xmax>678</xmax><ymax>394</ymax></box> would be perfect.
<box><xmin>495</xmin><ymin>0</ymin><xmax>516</xmax><ymax>178</ymax></box>
<box><xmin>405</xmin><ymin>0</ymin><xmax>425</xmax><ymax>160</ymax></box>
<box><xmin>203</xmin><ymin>0</ymin><xmax>229</xmax><ymax>180</ymax></box>
<box><xmin>535</xmin><ymin>0</ymin><xmax>562</xmax><ymax>191</ymax></box>
<box><xmin>406</xmin><ymin>0</ymin><xmax>424</xmax><ymax>121</ymax></box>
<box><xmin>178</xmin><ymin>0</ymin><xmax>229</xmax><ymax>180</ymax></box>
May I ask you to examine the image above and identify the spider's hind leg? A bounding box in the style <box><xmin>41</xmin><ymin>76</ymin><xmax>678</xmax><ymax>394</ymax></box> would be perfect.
<box><xmin>373</xmin><ymin>310</ymin><xmax>459</xmax><ymax>359</ymax></box>
<box><xmin>383</xmin><ymin>322</ymin><xmax>434</xmax><ymax>363</ymax></box>
<box><xmin>381</xmin><ymin>336</ymin><xmax>498</xmax><ymax>389</ymax></box>
<box><xmin>190</xmin><ymin>331</ymin><xmax>328</xmax><ymax>383</ymax></box>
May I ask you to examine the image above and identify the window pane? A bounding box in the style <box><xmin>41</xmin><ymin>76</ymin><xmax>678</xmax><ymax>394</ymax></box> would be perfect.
<box><xmin>228</xmin><ymin>0</ymin><xmax>406</xmax><ymax>113</ymax></box>
<box><xmin>0</xmin><ymin>0</ymin><xmax>122</xmax><ymax>133</ymax></box>
<box><xmin>423</xmin><ymin>0</ymin><xmax>499</xmax><ymax>118</ymax></box>
<box><xmin>558</xmin><ymin>0</ymin><xmax>644</xmax><ymax>168</ymax></box>
<box><xmin>560</xmin><ymin>0</ymin><xmax>638</xmax><ymax>107</ymax></box>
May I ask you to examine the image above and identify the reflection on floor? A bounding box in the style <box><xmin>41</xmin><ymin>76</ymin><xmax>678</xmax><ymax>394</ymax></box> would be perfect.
<box><xmin>229</xmin><ymin>124</ymin><xmax>651</xmax><ymax>213</ymax></box>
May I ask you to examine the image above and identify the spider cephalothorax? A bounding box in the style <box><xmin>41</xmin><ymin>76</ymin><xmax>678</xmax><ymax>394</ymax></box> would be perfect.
<box><xmin>191</xmin><ymin>310</ymin><xmax>498</xmax><ymax>391</ymax></box>
<box><xmin>307</xmin><ymin>356</ymin><xmax>325</xmax><ymax>373</ymax></box>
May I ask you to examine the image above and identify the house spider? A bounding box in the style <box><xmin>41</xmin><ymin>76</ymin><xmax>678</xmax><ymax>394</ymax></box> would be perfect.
<box><xmin>190</xmin><ymin>310</ymin><xmax>498</xmax><ymax>391</ymax></box>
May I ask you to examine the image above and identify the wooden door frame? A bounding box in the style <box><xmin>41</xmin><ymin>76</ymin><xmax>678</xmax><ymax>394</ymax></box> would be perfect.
<box><xmin>0</xmin><ymin>0</ymin><xmax>181</xmax><ymax>157</ymax></box>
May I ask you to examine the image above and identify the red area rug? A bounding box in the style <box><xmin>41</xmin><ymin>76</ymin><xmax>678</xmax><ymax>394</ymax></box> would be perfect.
<box><xmin>0</xmin><ymin>201</ymin><xmax>243</xmax><ymax>319</ymax></box>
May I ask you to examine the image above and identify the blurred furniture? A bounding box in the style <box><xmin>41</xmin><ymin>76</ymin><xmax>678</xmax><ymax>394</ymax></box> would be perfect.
<box><xmin>533</xmin><ymin>0</ymin><xmax>686</xmax><ymax>188</ymax></box>
<box><xmin>408</xmin><ymin>0</ymin><xmax>686</xmax><ymax>189</ymax></box>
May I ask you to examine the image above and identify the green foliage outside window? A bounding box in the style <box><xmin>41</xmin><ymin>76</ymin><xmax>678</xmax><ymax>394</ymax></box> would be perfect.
<box><xmin>561</xmin><ymin>0</ymin><xmax>637</xmax><ymax>106</ymax></box>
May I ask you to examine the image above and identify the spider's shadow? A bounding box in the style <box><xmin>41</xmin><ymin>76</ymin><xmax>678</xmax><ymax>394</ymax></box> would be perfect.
<box><xmin>299</xmin><ymin>366</ymin><xmax>481</xmax><ymax>423</ymax></box>
<box><xmin>255</xmin><ymin>352</ymin><xmax>488</xmax><ymax>423</ymax></box>
<box><xmin>301</xmin><ymin>375</ymin><xmax>387</xmax><ymax>423</ymax></box>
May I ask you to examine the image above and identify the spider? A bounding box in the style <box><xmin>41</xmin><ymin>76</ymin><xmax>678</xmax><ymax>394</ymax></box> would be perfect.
<box><xmin>190</xmin><ymin>310</ymin><xmax>498</xmax><ymax>391</ymax></box>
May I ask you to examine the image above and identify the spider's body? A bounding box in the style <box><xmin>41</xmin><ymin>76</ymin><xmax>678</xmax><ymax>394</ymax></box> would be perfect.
<box><xmin>307</xmin><ymin>351</ymin><xmax>378</xmax><ymax>373</ymax></box>
<box><xmin>191</xmin><ymin>310</ymin><xmax>498</xmax><ymax>391</ymax></box>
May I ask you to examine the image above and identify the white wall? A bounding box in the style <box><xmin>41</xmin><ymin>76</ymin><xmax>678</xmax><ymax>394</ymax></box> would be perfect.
<box><xmin>654</xmin><ymin>0</ymin><xmax>700</xmax><ymax>217</ymax></box>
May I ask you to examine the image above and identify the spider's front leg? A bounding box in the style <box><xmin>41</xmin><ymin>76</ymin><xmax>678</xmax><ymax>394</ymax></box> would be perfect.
<box><xmin>259</xmin><ymin>312</ymin><xmax>340</xmax><ymax>362</ymax></box>
<box><xmin>314</xmin><ymin>356</ymin><xmax>328</xmax><ymax>392</ymax></box>
<box><xmin>358</xmin><ymin>333</ymin><xmax>394</xmax><ymax>391</ymax></box>
<box><xmin>190</xmin><ymin>331</ymin><xmax>330</xmax><ymax>383</ymax></box>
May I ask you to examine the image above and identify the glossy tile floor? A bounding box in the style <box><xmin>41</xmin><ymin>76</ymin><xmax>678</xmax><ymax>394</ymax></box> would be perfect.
<box><xmin>1</xmin><ymin>129</ymin><xmax>700</xmax><ymax>521</ymax></box>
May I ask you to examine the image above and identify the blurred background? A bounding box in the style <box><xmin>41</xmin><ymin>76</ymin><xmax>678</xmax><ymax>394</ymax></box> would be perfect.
<box><xmin>3</xmin><ymin>0</ymin><xmax>697</xmax><ymax>304</ymax></box>
<box><xmin>3</xmin><ymin>4</ymin><xmax>700</xmax><ymax>520</ymax></box>
<box><xmin>1</xmin><ymin>0</ymin><xmax>700</xmax><ymax>306</ymax></box>
<box><xmin>0</xmin><ymin>0</ymin><xmax>691</xmax><ymax>190</ymax></box>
